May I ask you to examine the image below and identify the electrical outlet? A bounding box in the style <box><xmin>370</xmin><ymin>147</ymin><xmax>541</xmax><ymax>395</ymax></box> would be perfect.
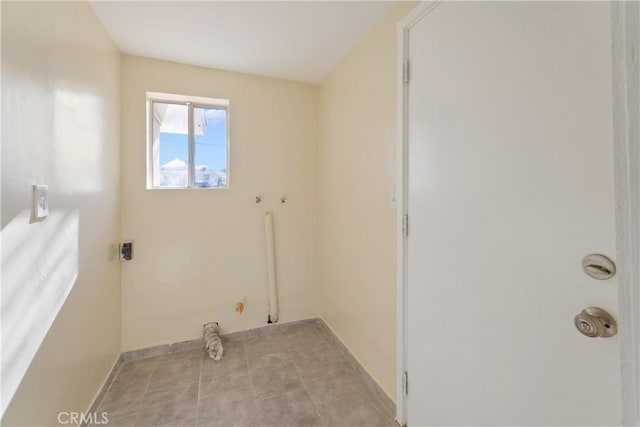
<box><xmin>33</xmin><ymin>185</ymin><xmax>49</xmax><ymax>219</ymax></box>
<box><xmin>120</xmin><ymin>241</ymin><xmax>133</xmax><ymax>261</ymax></box>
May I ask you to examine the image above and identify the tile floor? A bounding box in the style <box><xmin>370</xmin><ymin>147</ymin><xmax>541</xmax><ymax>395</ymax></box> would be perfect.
<box><xmin>93</xmin><ymin>323</ymin><xmax>397</xmax><ymax>427</ymax></box>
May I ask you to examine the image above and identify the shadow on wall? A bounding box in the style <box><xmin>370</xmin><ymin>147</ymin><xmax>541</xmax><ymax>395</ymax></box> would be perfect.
<box><xmin>1</xmin><ymin>210</ymin><xmax>80</xmax><ymax>416</ymax></box>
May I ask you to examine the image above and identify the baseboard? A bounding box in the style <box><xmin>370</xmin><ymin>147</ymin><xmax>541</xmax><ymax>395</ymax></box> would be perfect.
<box><xmin>122</xmin><ymin>337</ymin><xmax>203</xmax><ymax>363</ymax></box>
<box><xmin>90</xmin><ymin>318</ymin><xmax>395</xmax><ymax>422</ymax></box>
<box><xmin>121</xmin><ymin>318</ymin><xmax>320</xmax><ymax>362</ymax></box>
<box><xmin>82</xmin><ymin>353</ymin><xmax>122</xmax><ymax>427</ymax></box>
<box><xmin>221</xmin><ymin>318</ymin><xmax>320</xmax><ymax>341</ymax></box>
<box><xmin>314</xmin><ymin>318</ymin><xmax>397</xmax><ymax>418</ymax></box>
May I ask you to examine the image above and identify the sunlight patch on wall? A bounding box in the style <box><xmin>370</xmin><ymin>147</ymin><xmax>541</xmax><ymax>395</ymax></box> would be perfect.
<box><xmin>1</xmin><ymin>209</ymin><xmax>79</xmax><ymax>416</ymax></box>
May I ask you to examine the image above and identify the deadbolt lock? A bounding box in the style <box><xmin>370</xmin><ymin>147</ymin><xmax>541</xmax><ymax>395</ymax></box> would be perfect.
<box><xmin>574</xmin><ymin>307</ymin><xmax>617</xmax><ymax>338</ymax></box>
<box><xmin>582</xmin><ymin>254</ymin><xmax>616</xmax><ymax>280</ymax></box>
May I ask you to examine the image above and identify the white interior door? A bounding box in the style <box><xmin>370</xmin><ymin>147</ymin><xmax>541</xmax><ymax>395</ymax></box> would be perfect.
<box><xmin>405</xmin><ymin>2</ymin><xmax>621</xmax><ymax>425</ymax></box>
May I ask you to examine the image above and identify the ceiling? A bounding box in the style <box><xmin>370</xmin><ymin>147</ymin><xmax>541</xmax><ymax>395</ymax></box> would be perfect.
<box><xmin>89</xmin><ymin>1</ymin><xmax>398</xmax><ymax>84</ymax></box>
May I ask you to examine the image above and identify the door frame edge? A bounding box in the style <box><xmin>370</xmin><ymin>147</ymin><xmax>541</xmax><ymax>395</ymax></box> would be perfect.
<box><xmin>611</xmin><ymin>2</ymin><xmax>640</xmax><ymax>426</ymax></box>
<box><xmin>396</xmin><ymin>3</ymin><xmax>442</xmax><ymax>426</ymax></box>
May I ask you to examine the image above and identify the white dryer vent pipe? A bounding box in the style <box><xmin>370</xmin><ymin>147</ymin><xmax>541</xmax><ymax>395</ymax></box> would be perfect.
<box><xmin>263</xmin><ymin>211</ymin><xmax>279</xmax><ymax>323</ymax></box>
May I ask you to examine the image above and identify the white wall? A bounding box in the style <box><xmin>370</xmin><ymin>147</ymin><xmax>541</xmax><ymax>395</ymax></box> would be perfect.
<box><xmin>120</xmin><ymin>56</ymin><xmax>318</xmax><ymax>350</ymax></box>
<box><xmin>1</xmin><ymin>1</ymin><xmax>121</xmax><ymax>425</ymax></box>
<box><xmin>318</xmin><ymin>3</ymin><xmax>415</xmax><ymax>402</ymax></box>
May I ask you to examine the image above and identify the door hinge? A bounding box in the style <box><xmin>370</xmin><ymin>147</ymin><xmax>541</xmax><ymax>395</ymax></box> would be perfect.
<box><xmin>403</xmin><ymin>371</ymin><xmax>409</xmax><ymax>396</ymax></box>
<box><xmin>402</xmin><ymin>214</ymin><xmax>409</xmax><ymax>237</ymax></box>
<box><xmin>403</xmin><ymin>60</ymin><xmax>410</xmax><ymax>84</ymax></box>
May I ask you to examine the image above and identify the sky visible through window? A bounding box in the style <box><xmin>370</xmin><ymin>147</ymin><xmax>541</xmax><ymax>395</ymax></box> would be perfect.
<box><xmin>159</xmin><ymin>108</ymin><xmax>227</xmax><ymax>171</ymax></box>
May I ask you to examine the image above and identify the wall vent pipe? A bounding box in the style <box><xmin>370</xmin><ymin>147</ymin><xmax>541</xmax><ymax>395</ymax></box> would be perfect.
<box><xmin>263</xmin><ymin>211</ymin><xmax>279</xmax><ymax>323</ymax></box>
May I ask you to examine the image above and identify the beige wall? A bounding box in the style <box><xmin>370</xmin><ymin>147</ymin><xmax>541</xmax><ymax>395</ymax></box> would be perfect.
<box><xmin>1</xmin><ymin>1</ymin><xmax>122</xmax><ymax>425</ymax></box>
<box><xmin>318</xmin><ymin>3</ymin><xmax>415</xmax><ymax>402</ymax></box>
<box><xmin>120</xmin><ymin>56</ymin><xmax>318</xmax><ymax>350</ymax></box>
<box><xmin>1</xmin><ymin>2</ymin><xmax>411</xmax><ymax>421</ymax></box>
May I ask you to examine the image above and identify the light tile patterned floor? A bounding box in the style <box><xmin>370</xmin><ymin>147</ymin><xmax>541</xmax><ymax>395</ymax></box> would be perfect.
<box><xmin>93</xmin><ymin>323</ymin><xmax>397</xmax><ymax>427</ymax></box>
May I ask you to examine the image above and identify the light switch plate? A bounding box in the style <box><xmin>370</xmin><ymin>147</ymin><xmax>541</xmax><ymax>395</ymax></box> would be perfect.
<box><xmin>33</xmin><ymin>185</ymin><xmax>48</xmax><ymax>219</ymax></box>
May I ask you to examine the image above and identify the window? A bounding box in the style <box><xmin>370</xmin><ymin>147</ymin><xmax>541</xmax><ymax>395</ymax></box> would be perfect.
<box><xmin>147</xmin><ymin>92</ymin><xmax>229</xmax><ymax>189</ymax></box>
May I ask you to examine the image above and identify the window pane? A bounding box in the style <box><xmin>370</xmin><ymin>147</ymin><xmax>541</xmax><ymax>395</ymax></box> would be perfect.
<box><xmin>194</xmin><ymin>107</ymin><xmax>227</xmax><ymax>188</ymax></box>
<box><xmin>153</xmin><ymin>102</ymin><xmax>188</xmax><ymax>188</ymax></box>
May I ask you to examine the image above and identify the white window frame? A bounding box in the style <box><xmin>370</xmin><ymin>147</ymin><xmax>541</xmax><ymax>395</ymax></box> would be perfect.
<box><xmin>146</xmin><ymin>92</ymin><xmax>230</xmax><ymax>190</ymax></box>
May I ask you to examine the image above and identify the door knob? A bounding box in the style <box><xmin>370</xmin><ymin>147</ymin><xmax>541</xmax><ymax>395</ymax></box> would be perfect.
<box><xmin>574</xmin><ymin>307</ymin><xmax>617</xmax><ymax>338</ymax></box>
